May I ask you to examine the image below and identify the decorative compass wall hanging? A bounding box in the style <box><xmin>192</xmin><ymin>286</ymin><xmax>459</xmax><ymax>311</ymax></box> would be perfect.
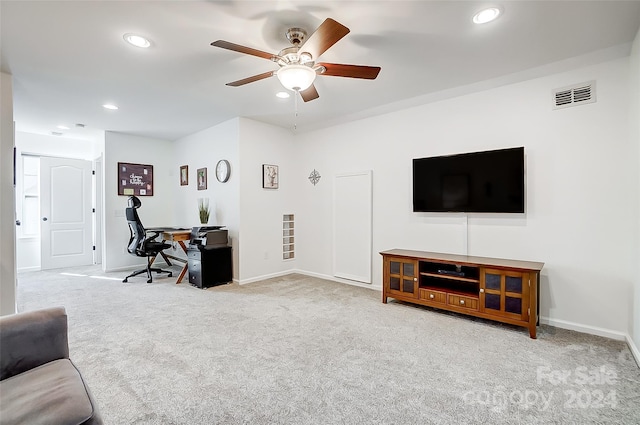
<box><xmin>308</xmin><ymin>169</ymin><xmax>321</xmax><ymax>186</ymax></box>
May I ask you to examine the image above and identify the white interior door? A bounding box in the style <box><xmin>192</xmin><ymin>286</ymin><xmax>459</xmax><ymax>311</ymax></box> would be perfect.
<box><xmin>333</xmin><ymin>170</ymin><xmax>373</xmax><ymax>284</ymax></box>
<box><xmin>40</xmin><ymin>157</ymin><xmax>93</xmax><ymax>269</ymax></box>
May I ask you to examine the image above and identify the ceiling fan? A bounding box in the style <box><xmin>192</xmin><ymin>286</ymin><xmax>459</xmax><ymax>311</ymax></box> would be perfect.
<box><xmin>211</xmin><ymin>18</ymin><xmax>381</xmax><ymax>102</ymax></box>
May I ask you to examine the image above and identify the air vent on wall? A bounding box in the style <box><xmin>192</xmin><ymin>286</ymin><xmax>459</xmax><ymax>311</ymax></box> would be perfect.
<box><xmin>553</xmin><ymin>80</ymin><xmax>596</xmax><ymax>109</ymax></box>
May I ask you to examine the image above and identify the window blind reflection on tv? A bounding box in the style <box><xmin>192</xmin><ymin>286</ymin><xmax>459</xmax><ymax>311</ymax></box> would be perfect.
<box><xmin>412</xmin><ymin>147</ymin><xmax>525</xmax><ymax>213</ymax></box>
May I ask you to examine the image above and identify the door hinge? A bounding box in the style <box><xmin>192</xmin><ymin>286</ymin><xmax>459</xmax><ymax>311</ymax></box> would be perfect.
<box><xmin>92</xmin><ymin>170</ymin><xmax>95</xmax><ymax>175</ymax></box>
<box><xmin>92</xmin><ymin>245</ymin><xmax>96</xmax><ymax>251</ymax></box>
<box><xmin>92</xmin><ymin>208</ymin><xmax>95</xmax><ymax>213</ymax></box>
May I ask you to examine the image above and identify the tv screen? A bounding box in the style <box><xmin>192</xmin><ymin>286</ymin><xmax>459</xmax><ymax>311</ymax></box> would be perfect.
<box><xmin>413</xmin><ymin>147</ymin><xmax>525</xmax><ymax>213</ymax></box>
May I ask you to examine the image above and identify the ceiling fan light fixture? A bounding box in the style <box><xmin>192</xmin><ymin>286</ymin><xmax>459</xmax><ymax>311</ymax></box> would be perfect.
<box><xmin>473</xmin><ymin>7</ymin><xmax>502</xmax><ymax>24</ymax></box>
<box><xmin>276</xmin><ymin>65</ymin><xmax>316</xmax><ymax>91</ymax></box>
<box><xmin>299</xmin><ymin>52</ymin><xmax>313</xmax><ymax>63</ymax></box>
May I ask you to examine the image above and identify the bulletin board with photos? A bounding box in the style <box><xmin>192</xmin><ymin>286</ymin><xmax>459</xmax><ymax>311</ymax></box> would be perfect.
<box><xmin>118</xmin><ymin>162</ymin><xmax>154</xmax><ymax>196</ymax></box>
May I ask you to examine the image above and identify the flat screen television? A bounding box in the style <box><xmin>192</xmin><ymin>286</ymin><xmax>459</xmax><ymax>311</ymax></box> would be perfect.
<box><xmin>412</xmin><ymin>147</ymin><xmax>525</xmax><ymax>213</ymax></box>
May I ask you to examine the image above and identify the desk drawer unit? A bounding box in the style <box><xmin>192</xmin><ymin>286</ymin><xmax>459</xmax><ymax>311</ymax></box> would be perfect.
<box><xmin>187</xmin><ymin>246</ymin><xmax>232</xmax><ymax>289</ymax></box>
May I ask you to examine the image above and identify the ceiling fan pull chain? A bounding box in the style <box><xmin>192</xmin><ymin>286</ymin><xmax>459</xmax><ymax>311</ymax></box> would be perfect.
<box><xmin>293</xmin><ymin>90</ymin><xmax>299</xmax><ymax>131</ymax></box>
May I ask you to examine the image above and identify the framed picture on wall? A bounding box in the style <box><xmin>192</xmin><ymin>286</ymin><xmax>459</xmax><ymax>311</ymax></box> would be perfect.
<box><xmin>180</xmin><ymin>165</ymin><xmax>188</xmax><ymax>186</ymax></box>
<box><xmin>263</xmin><ymin>164</ymin><xmax>278</xmax><ymax>189</ymax></box>
<box><xmin>197</xmin><ymin>167</ymin><xmax>207</xmax><ymax>190</ymax></box>
<box><xmin>118</xmin><ymin>162</ymin><xmax>153</xmax><ymax>196</ymax></box>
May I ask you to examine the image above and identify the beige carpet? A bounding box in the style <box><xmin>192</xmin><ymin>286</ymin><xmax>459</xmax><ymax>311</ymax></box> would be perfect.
<box><xmin>16</xmin><ymin>265</ymin><xmax>640</xmax><ymax>424</ymax></box>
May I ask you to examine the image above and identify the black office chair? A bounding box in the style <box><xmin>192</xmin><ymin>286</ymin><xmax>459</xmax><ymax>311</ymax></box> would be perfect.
<box><xmin>122</xmin><ymin>196</ymin><xmax>173</xmax><ymax>283</ymax></box>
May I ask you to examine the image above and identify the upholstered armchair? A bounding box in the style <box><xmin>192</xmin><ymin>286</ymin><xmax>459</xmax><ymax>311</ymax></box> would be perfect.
<box><xmin>0</xmin><ymin>307</ymin><xmax>103</xmax><ymax>425</ymax></box>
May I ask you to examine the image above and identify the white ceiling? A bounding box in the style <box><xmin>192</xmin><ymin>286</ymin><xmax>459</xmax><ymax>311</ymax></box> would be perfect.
<box><xmin>2</xmin><ymin>1</ymin><xmax>639</xmax><ymax>141</ymax></box>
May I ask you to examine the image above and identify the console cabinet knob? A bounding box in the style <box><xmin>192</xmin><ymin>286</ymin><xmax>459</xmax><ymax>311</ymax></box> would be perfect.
<box><xmin>429</xmin><ymin>294</ymin><xmax>434</xmax><ymax>299</ymax></box>
<box><xmin>460</xmin><ymin>300</ymin><xmax>465</xmax><ymax>305</ymax></box>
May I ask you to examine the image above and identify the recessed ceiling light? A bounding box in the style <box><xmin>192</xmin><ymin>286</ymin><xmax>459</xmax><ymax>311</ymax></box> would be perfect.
<box><xmin>103</xmin><ymin>104</ymin><xmax>119</xmax><ymax>110</ymax></box>
<box><xmin>57</xmin><ymin>125</ymin><xmax>70</xmax><ymax>130</ymax></box>
<box><xmin>123</xmin><ymin>33</ymin><xmax>151</xmax><ymax>48</ymax></box>
<box><xmin>473</xmin><ymin>7</ymin><xmax>502</xmax><ymax>24</ymax></box>
<box><xmin>276</xmin><ymin>91</ymin><xmax>291</xmax><ymax>99</ymax></box>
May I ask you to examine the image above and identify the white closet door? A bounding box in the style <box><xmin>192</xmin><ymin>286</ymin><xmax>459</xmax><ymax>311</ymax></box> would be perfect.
<box><xmin>333</xmin><ymin>170</ymin><xmax>372</xmax><ymax>284</ymax></box>
<box><xmin>40</xmin><ymin>157</ymin><xmax>93</xmax><ymax>269</ymax></box>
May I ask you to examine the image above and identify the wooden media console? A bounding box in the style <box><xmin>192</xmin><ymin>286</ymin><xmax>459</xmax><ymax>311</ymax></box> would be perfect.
<box><xmin>380</xmin><ymin>249</ymin><xmax>544</xmax><ymax>338</ymax></box>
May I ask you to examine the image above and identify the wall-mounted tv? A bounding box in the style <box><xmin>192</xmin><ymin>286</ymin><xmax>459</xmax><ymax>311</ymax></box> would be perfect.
<box><xmin>413</xmin><ymin>147</ymin><xmax>525</xmax><ymax>213</ymax></box>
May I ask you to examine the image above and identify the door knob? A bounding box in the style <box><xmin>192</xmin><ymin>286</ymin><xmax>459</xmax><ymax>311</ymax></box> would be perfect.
<box><xmin>42</xmin><ymin>217</ymin><xmax>48</xmax><ymax>221</ymax></box>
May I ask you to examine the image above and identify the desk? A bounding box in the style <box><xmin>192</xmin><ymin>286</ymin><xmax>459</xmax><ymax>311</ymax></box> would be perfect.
<box><xmin>148</xmin><ymin>228</ymin><xmax>191</xmax><ymax>284</ymax></box>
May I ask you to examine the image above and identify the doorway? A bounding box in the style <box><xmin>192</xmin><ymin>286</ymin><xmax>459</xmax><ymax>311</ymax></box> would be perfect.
<box><xmin>16</xmin><ymin>155</ymin><xmax>95</xmax><ymax>271</ymax></box>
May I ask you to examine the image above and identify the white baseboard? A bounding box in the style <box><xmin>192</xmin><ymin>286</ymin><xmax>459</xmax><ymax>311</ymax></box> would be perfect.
<box><xmin>17</xmin><ymin>266</ymin><xmax>41</xmax><ymax>273</ymax></box>
<box><xmin>626</xmin><ymin>334</ymin><xmax>640</xmax><ymax>368</ymax></box>
<box><xmin>238</xmin><ymin>270</ymin><xmax>293</xmax><ymax>285</ymax></box>
<box><xmin>540</xmin><ymin>316</ymin><xmax>627</xmax><ymax>341</ymax></box>
<box><xmin>541</xmin><ymin>318</ymin><xmax>640</xmax><ymax>369</ymax></box>
<box><xmin>237</xmin><ymin>268</ymin><xmax>382</xmax><ymax>291</ymax></box>
<box><xmin>292</xmin><ymin>269</ymin><xmax>381</xmax><ymax>291</ymax></box>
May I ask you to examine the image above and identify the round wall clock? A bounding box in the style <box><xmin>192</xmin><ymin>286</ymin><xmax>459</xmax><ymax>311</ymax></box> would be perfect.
<box><xmin>215</xmin><ymin>159</ymin><xmax>231</xmax><ymax>183</ymax></box>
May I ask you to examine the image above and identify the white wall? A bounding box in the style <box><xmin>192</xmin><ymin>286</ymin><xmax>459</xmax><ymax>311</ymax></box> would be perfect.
<box><xmin>169</xmin><ymin>117</ymin><xmax>297</xmax><ymax>283</ymax></box>
<box><xmin>0</xmin><ymin>72</ymin><xmax>16</xmax><ymax>315</ymax></box>
<box><xmin>630</xmin><ymin>27</ymin><xmax>640</xmax><ymax>354</ymax></box>
<box><xmin>16</xmin><ymin>131</ymin><xmax>100</xmax><ymax>160</ymax></box>
<box><xmin>172</xmin><ymin>118</ymin><xmax>241</xmax><ymax>279</ymax></box>
<box><xmin>294</xmin><ymin>57</ymin><xmax>636</xmax><ymax>338</ymax></box>
<box><xmin>103</xmin><ymin>131</ymin><xmax>174</xmax><ymax>271</ymax></box>
<box><xmin>238</xmin><ymin>117</ymin><xmax>297</xmax><ymax>282</ymax></box>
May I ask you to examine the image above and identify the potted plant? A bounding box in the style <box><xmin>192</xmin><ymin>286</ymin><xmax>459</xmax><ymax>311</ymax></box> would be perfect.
<box><xmin>198</xmin><ymin>198</ymin><xmax>210</xmax><ymax>224</ymax></box>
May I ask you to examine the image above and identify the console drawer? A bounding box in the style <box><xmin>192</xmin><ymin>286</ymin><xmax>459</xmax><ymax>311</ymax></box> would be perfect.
<box><xmin>419</xmin><ymin>289</ymin><xmax>446</xmax><ymax>304</ymax></box>
<box><xmin>448</xmin><ymin>294</ymin><xmax>478</xmax><ymax>311</ymax></box>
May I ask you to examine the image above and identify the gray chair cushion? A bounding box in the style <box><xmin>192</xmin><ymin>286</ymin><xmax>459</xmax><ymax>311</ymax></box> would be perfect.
<box><xmin>0</xmin><ymin>307</ymin><xmax>69</xmax><ymax>380</ymax></box>
<box><xmin>0</xmin><ymin>358</ymin><xmax>101</xmax><ymax>425</ymax></box>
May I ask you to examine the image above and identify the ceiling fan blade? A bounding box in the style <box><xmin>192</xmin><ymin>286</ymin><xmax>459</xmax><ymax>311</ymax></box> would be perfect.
<box><xmin>226</xmin><ymin>71</ymin><xmax>275</xmax><ymax>87</ymax></box>
<box><xmin>299</xmin><ymin>18</ymin><xmax>350</xmax><ymax>61</ymax></box>
<box><xmin>299</xmin><ymin>84</ymin><xmax>319</xmax><ymax>102</ymax></box>
<box><xmin>211</xmin><ymin>40</ymin><xmax>277</xmax><ymax>61</ymax></box>
<box><xmin>316</xmin><ymin>63</ymin><xmax>381</xmax><ymax>80</ymax></box>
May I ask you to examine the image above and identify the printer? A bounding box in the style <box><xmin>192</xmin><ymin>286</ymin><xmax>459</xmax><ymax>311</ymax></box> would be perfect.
<box><xmin>189</xmin><ymin>226</ymin><xmax>228</xmax><ymax>248</ymax></box>
<box><xmin>187</xmin><ymin>226</ymin><xmax>232</xmax><ymax>289</ymax></box>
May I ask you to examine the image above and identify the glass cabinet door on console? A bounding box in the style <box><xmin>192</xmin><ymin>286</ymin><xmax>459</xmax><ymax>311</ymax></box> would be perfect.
<box><xmin>480</xmin><ymin>268</ymin><xmax>530</xmax><ymax>321</ymax></box>
<box><xmin>384</xmin><ymin>257</ymin><xmax>418</xmax><ymax>299</ymax></box>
